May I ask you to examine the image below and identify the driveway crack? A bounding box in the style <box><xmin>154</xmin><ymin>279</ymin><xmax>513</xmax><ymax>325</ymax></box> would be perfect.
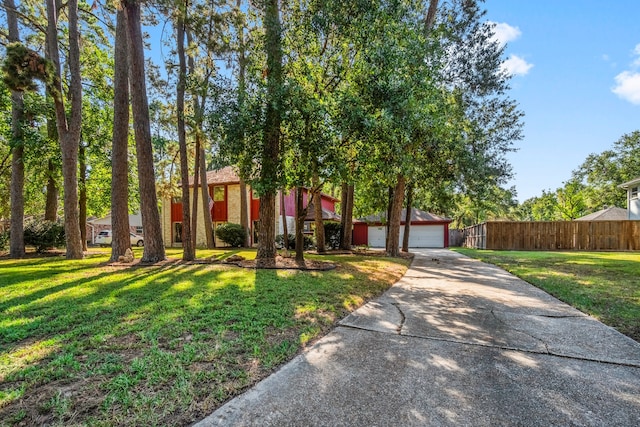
<box><xmin>391</xmin><ymin>302</ymin><xmax>406</xmax><ymax>335</ymax></box>
<box><xmin>491</xmin><ymin>308</ymin><xmax>550</xmax><ymax>354</ymax></box>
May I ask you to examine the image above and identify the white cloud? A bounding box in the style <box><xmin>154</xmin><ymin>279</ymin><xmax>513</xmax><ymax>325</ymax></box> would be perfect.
<box><xmin>633</xmin><ymin>44</ymin><xmax>640</xmax><ymax>67</ymax></box>
<box><xmin>612</xmin><ymin>71</ymin><xmax>640</xmax><ymax>104</ymax></box>
<box><xmin>501</xmin><ymin>55</ymin><xmax>534</xmax><ymax>76</ymax></box>
<box><xmin>489</xmin><ymin>22</ymin><xmax>522</xmax><ymax>47</ymax></box>
<box><xmin>612</xmin><ymin>44</ymin><xmax>640</xmax><ymax>104</ymax></box>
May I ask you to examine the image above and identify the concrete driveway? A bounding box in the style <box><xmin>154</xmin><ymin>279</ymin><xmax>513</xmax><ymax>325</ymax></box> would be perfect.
<box><xmin>195</xmin><ymin>249</ymin><xmax>640</xmax><ymax>426</ymax></box>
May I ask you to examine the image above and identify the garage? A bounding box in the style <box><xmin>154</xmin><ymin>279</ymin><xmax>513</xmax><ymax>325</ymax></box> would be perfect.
<box><xmin>356</xmin><ymin>209</ymin><xmax>452</xmax><ymax>248</ymax></box>
<box><xmin>400</xmin><ymin>224</ymin><xmax>445</xmax><ymax>248</ymax></box>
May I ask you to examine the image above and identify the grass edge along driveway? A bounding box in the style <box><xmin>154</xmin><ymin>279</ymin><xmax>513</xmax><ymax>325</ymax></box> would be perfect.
<box><xmin>0</xmin><ymin>248</ymin><xmax>410</xmax><ymax>426</ymax></box>
<box><xmin>452</xmin><ymin>248</ymin><xmax>640</xmax><ymax>344</ymax></box>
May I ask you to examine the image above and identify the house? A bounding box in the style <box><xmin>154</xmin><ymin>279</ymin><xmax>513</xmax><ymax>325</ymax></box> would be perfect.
<box><xmin>354</xmin><ymin>208</ymin><xmax>452</xmax><ymax>248</ymax></box>
<box><xmin>87</xmin><ymin>212</ymin><xmax>143</xmax><ymax>244</ymax></box>
<box><xmin>161</xmin><ymin>166</ymin><xmax>341</xmax><ymax>247</ymax></box>
<box><xmin>575</xmin><ymin>206</ymin><xmax>629</xmax><ymax>221</ymax></box>
<box><xmin>618</xmin><ymin>177</ymin><xmax>640</xmax><ymax>220</ymax></box>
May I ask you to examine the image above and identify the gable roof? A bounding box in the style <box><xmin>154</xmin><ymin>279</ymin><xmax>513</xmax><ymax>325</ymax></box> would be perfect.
<box><xmin>576</xmin><ymin>207</ymin><xmax>629</xmax><ymax>221</ymax></box>
<box><xmin>188</xmin><ymin>166</ymin><xmax>240</xmax><ymax>186</ymax></box>
<box><xmin>618</xmin><ymin>177</ymin><xmax>640</xmax><ymax>189</ymax></box>
<box><xmin>360</xmin><ymin>208</ymin><xmax>451</xmax><ymax>224</ymax></box>
<box><xmin>304</xmin><ymin>207</ymin><xmax>341</xmax><ymax>222</ymax></box>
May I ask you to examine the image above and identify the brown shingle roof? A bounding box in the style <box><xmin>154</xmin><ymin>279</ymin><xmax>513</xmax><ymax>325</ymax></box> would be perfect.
<box><xmin>188</xmin><ymin>166</ymin><xmax>240</xmax><ymax>186</ymax></box>
<box><xmin>360</xmin><ymin>208</ymin><xmax>451</xmax><ymax>224</ymax></box>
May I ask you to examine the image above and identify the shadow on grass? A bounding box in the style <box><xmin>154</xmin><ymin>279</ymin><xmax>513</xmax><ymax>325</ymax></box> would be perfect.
<box><xmin>0</xmin><ymin>253</ymin><xmax>404</xmax><ymax>426</ymax></box>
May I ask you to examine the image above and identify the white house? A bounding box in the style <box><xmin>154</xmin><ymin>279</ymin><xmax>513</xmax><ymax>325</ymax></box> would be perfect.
<box><xmin>619</xmin><ymin>177</ymin><xmax>640</xmax><ymax>220</ymax></box>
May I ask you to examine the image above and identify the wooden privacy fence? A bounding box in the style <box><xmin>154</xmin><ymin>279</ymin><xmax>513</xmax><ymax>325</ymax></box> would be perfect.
<box><xmin>462</xmin><ymin>221</ymin><xmax>640</xmax><ymax>251</ymax></box>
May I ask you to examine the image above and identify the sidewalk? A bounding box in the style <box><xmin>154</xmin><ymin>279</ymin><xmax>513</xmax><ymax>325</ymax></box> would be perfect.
<box><xmin>195</xmin><ymin>249</ymin><xmax>640</xmax><ymax>426</ymax></box>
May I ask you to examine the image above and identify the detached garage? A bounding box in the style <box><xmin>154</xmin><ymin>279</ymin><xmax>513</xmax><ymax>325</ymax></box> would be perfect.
<box><xmin>354</xmin><ymin>209</ymin><xmax>452</xmax><ymax>248</ymax></box>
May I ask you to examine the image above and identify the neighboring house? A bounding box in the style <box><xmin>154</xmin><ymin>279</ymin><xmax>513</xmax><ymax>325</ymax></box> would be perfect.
<box><xmin>354</xmin><ymin>208</ymin><xmax>452</xmax><ymax>248</ymax></box>
<box><xmin>87</xmin><ymin>212</ymin><xmax>143</xmax><ymax>245</ymax></box>
<box><xmin>618</xmin><ymin>177</ymin><xmax>640</xmax><ymax>220</ymax></box>
<box><xmin>161</xmin><ymin>166</ymin><xmax>341</xmax><ymax>247</ymax></box>
<box><xmin>575</xmin><ymin>206</ymin><xmax>629</xmax><ymax>221</ymax></box>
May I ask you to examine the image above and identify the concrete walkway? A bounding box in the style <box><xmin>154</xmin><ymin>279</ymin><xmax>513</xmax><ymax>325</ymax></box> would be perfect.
<box><xmin>195</xmin><ymin>249</ymin><xmax>640</xmax><ymax>426</ymax></box>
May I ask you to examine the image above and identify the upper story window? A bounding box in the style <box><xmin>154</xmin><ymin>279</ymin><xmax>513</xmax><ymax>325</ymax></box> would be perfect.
<box><xmin>213</xmin><ymin>186</ymin><xmax>225</xmax><ymax>202</ymax></box>
<box><xmin>631</xmin><ymin>186</ymin><xmax>639</xmax><ymax>200</ymax></box>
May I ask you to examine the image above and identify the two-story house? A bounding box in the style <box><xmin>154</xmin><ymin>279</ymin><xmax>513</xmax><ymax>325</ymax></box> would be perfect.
<box><xmin>161</xmin><ymin>166</ymin><xmax>340</xmax><ymax>247</ymax></box>
<box><xmin>619</xmin><ymin>177</ymin><xmax>640</xmax><ymax>220</ymax></box>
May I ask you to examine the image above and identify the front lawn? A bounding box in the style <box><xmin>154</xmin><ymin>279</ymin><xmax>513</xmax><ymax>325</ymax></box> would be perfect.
<box><xmin>453</xmin><ymin>248</ymin><xmax>640</xmax><ymax>342</ymax></box>
<box><xmin>0</xmin><ymin>248</ymin><xmax>410</xmax><ymax>426</ymax></box>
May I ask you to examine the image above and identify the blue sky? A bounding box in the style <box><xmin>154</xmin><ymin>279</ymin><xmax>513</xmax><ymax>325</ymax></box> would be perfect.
<box><xmin>483</xmin><ymin>0</ymin><xmax>640</xmax><ymax>202</ymax></box>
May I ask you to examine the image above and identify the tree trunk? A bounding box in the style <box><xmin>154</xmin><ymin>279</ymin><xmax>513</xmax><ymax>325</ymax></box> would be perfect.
<box><xmin>257</xmin><ymin>193</ymin><xmax>277</xmax><ymax>266</ymax></box>
<box><xmin>6</xmin><ymin>0</ymin><xmax>24</xmax><ymax>258</ymax></box>
<box><xmin>402</xmin><ymin>182</ymin><xmax>414</xmax><ymax>252</ymax></box>
<box><xmin>280</xmin><ymin>189</ymin><xmax>289</xmax><ymax>250</ymax></box>
<box><xmin>339</xmin><ymin>182</ymin><xmax>347</xmax><ymax>247</ymax></box>
<box><xmin>124</xmin><ymin>0</ymin><xmax>165</xmax><ymax>262</ymax></box>
<box><xmin>240</xmin><ymin>179</ymin><xmax>249</xmax><ymax>246</ymax></box>
<box><xmin>385</xmin><ymin>186</ymin><xmax>393</xmax><ymax>252</ymax></box>
<box><xmin>176</xmin><ymin>11</ymin><xmax>194</xmax><ymax>261</ymax></box>
<box><xmin>191</xmin><ymin>139</ymin><xmax>200</xmax><ymax>248</ymax></box>
<box><xmin>295</xmin><ymin>186</ymin><xmax>305</xmax><ymax>263</ymax></box>
<box><xmin>237</xmin><ymin>0</ymin><xmax>249</xmax><ymax>247</ymax></box>
<box><xmin>46</xmin><ymin>0</ymin><xmax>83</xmax><ymax>259</ymax></box>
<box><xmin>79</xmin><ymin>142</ymin><xmax>87</xmax><ymax>251</ymax></box>
<box><xmin>110</xmin><ymin>9</ymin><xmax>131</xmax><ymax>261</ymax></box>
<box><xmin>312</xmin><ymin>166</ymin><xmax>325</xmax><ymax>253</ymax></box>
<box><xmin>44</xmin><ymin>159</ymin><xmax>58</xmax><ymax>221</ymax></box>
<box><xmin>424</xmin><ymin>0</ymin><xmax>439</xmax><ymax>33</ymax></box>
<box><xmin>198</xmin><ymin>141</ymin><xmax>214</xmax><ymax>248</ymax></box>
<box><xmin>387</xmin><ymin>174</ymin><xmax>406</xmax><ymax>257</ymax></box>
<box><xmin>44</xmin><ymin>96</ymin><xmax>59</xmax><ymax>222</ymax></box>
<box><xmin>340</xmin><ymin>183</ymin><xmax>354</xmax><ymax>250</ymax></box>
<box><xmin>256</xmin><ymin>0</ymin><xmax>283</xmax><ymax>266</ymax></box>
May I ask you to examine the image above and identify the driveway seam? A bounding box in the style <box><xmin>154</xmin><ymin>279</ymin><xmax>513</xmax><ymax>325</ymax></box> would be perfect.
<box><xmin>335</xmin><ymin>324</ymin><xmax>640</xmax><ymax>369</ymax></box>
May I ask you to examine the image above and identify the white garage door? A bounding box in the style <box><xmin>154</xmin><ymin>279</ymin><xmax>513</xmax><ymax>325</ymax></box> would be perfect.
<box><xmin>401</xmin><ymin>225</ymin><xmax>445</xmax><ymax>248</ymax></box>
<box><xmin>368</xmin><ymin>226</ymin><xmax>386</xmax><ymax>247</ymax></box>
<box><xmin>368</xmin><ymin>225</ymin><xmax>445</xmax><ymax>248</ymax></box>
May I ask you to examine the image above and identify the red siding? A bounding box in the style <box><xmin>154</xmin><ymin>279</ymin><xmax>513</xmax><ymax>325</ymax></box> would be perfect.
<box><xmin>281</xmin><ymin>188</ymin><xmax>336</xmax><ymax>214</ymax></box>
<box><xmin>282</xmin><ymin>189</ymin><xmax>296</xmax><ymax>215</ymax></box>
<box><xmin>321</xmin><ymin>197</ymin><xmax>335</xmax><ymax>212</ymax></box>
<box><xmin>352</xmin><ymin>223</ymin><xmax>368</xmax><ymax>246</ymax></box>
<box><xmin>250</xmin><ymin>191</ymin><xmax>260</xmax><ymax>221</ymax></box>
<box><xmin>171</xmin><ymin>201</ymin><xmax>183</xmax><ymax>222</ymax></box>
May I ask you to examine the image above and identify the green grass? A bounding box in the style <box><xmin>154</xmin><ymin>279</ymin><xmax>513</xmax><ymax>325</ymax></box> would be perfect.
<box><xmin>452</xmin><ymin>248</ymin><xmax>640</xmax><ymax>342</ymax></box>
<box><xmin>0</xmin><ymin>247</ymin><xmax>409</xmax><ymax>426</ymax></box>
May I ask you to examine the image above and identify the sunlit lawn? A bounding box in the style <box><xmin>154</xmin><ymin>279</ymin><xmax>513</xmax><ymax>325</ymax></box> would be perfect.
<box><xmin>0</xmin><ymin>247</ymin><xmax>410</xmax><ymax>426</ymax></box>
<box><xmin>453</xmin><ymin>248</ymin><xmax>640</xmax><ymax>342</ymax></box>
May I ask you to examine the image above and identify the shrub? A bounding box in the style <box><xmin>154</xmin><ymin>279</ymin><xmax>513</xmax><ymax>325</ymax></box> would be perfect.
<box><xmin>276</xmin><ymin>233</ymin><xmax>314</xmax><ymax>250</ymax></box>
<box><xmin>24</xmin><ymin>219</ymin><xmax>65</xmax><ymax>253</ymax></box>
<box><xmin>215</xmin><ymin>223</ymin><xmax>246</xmax><ymax>247</ymax></box>
<box><xmin>324</xmin><ymin>222</ymin><xmax>342</xmax><ymax>249</ymax></box>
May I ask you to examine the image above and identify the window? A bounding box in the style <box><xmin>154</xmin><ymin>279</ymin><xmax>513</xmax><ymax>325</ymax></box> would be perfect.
<box><xmin>632</xmin><ymin>186</ymin><xmax>639</xmax><ymax>200</ymax></box>
<box><xmin>303</xmin><ymin>222</ymin><xmax>314</xmax><ymax>234</ymax></box>
<box><xmin>214</xmin><ymin>186</ymin><xmax>225</xmax><ymax>202</ymax></box>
